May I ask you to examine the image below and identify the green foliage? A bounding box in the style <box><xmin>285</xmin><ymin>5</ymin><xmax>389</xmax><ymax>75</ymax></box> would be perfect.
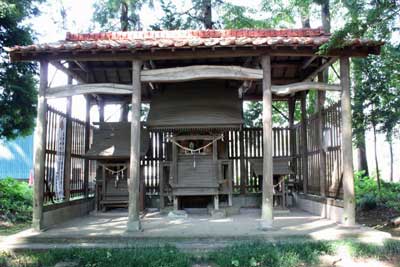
<box><xmin>0</xmin><ymin>246</ymin><xmax>190</xmax><ymax>267</ymax></box>
<box><xmin>354</xmin><ymin>171</ymin><xmax>400</xmax><ymax>211</ymax></box>
<box><xmin>92</xmin><ymin>0</ymin><xmax>153</xmax><ymax>31</ymax></box>
<box><xmin>0</xmin><ymin>177</ymin><xmax>32</xmax><ymax>223</ymax></box>
<box><xmin>208</xmin><ymin>240</ymin><xmax>334</xmax><ymax>267</ymax></box>
<box><xmin>1</xmin><ymin>239</ymin><xmax>400</xmax><ymax>267</ymax></box>
<box><xmin>0</xmin><ymin>0</ymin><xmax>42</xmax><ymax>140</ymax></box>
<box><xmin>220</xmin><ymin>3</ymin><xmax>271</xmax><ymax>29</ymax></box>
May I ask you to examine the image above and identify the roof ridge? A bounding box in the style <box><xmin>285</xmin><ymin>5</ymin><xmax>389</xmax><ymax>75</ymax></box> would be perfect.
<box><xmin>65</xmin><ymin>28</ymin><xmax>328</xmax><ymax>41</ymax></box>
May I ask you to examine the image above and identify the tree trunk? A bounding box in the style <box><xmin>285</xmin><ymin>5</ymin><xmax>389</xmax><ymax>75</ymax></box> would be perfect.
<box><xmin>321</xmin><ymin>0</ymin><xmax>331</xmax><ymax>33</ymax></box>
<box><xmin>202</xmin><ymin>0</ymin><xmax>212</xmax><ymax>29</ymax></box>
<box><xmin>372</xmin><ymin>123</ymin><xmax>381</xmax><ymax>192</ymax></box>
<box><xmin>389</xmin><ymin>136</ymin><xmax>394</xmax><ymax>182</ymax></box>
<box><xmin>120</xmin><ymin>2</ymin><xmax>129</xmax><ymax>31</ymax></box>
<box><xmin>356</xmin><ymin>138</ymin><xmax>369</xmax><ymax>176</ymax></box>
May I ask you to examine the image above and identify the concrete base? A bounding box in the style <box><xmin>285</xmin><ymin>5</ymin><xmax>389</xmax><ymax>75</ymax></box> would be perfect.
<box><xmin>259</xmin><ymin>220</ymin><xmax>274</xmax><ymax>231</ymax></box>
<box><xmin>42</xmin><ymin>198</ymin><xmax>95</xmax><ymax>229</ymax></box>
<box><xmin>168</xmin><ymin>210</ymin><xmax>188</xmax><ymax>219</ymax></box>
<box><xmin>126</xmin><ymin>220</ymin><xmax>141</xmax><ymax>232</ymax></box>
<box><xmin>293</xmin><ymin>193</ymin><xmax>344</xmax><ymax>223</ymax></box>
<box><xmin>210</xmin><ymin>209</ymin><xmax>226</xmax><ymax>219</ymax></box>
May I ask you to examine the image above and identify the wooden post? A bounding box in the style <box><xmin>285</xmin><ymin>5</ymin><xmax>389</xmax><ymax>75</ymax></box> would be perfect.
<box><xmin>127</xmin><ymin>60</ymin><xmax>142</xmax><ymax>231</ymax></box>
<box><xmin>239</xmin><ymin>130</ymin><xmax>246</xmax><ymax>194</ymax></box>
<box><xmin>83</xmin><ymin>95</ymin><xmax>91</xmax><ymax>198</ymax></box>
<box><xmin>260</xmin><ymin>55</ymin><xmax>274</xmax><ymax>230</ymax></box>
<box><xmin>32</xmin><ymin>60</ymin><xmax>48</xmax><ymax>231</ymax></box>
<box><xmin>300</xmin><ymin>92</ymin><xmax>308</xmax><ymax>194</ymax></box>
<box><xmin>340</xmin><ymin>57</ymin><xmax>356</xmax><ymax>226</ymax></box>
<box><xmin>64</xmin><ymin>75</ymin><xmax>73</xmax><ymax>201</ymax></box>
<box><xmin>288</xmin><ymin>97</ymin><xmax>296</xmax><ymax>182</ymax></box>
<box><xmin>317</xmin><ymin>73</ymin><xmax>327</xmax><ymax>197</ymax></box>
<box><xmin>98</xmin><ymin>98</ymin><xmax>105</xmax><ymax>123</ymax></box>
<box><xmin>120</xmin><ymin>102</ymin><xmax>129</xmax><ymax>122</ymax></box>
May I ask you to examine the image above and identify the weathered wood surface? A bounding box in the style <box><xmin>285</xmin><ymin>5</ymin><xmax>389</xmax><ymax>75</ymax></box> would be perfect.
<box><xmin>46</xmin><ymin>83</ymin><xmax>132</xmax><ymax>98</ymax></box>
<box><xmin>272</xmin><ymin>82</ymin><xmax>341</xmax><ymax>96</ymax></box>
<box><xmin>32</xmin><ymin>60</ymin><xmax>48</xmax><ymax>230</ymax></box>
<box><xmin>141</xmin><ymin>65</ymin><xmax>263</xmax><ymax>82</ymax></box>
<box><xmin>340</xmin><ymin>57</ymin><xmax>356</xmax><ymax>226</ymax></box>
<box><xmin>304</xmin><ymin>57</ymin><xmax>338</xmax><ymax>81</ymax></box>
<box><xmin>250</xmin><ymin>158</ymin><xmax>293</xmax><ymax>176</ymax></box>
<box><xmin>85</xmin><ymin>122</ymin><xmax>150</xmax><ymax>159</ymax></box>
<box><xmin>46</xmin><ymin>81</ymin><xmax>340</xmax><ymax>99</ymax></box>
<box><xmin>127</xmin><ymin>60</ymin><xmax>142</xmax><ymax>231</ymax></box>
<box><xmin>146</xmin><ymin>81</ymin><xmax>244</xmax><ymax>130</ymax></box>
<box><xmin>261</xmin><ymin>55</ymin><xmax>274</xmax><ymax>228</ymax></box>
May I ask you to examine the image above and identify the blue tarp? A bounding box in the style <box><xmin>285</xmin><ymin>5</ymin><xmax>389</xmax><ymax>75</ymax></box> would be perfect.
<box><xmin>0</xmin><ymin>135</ymin><xmax>34</xmax><ymax>179</ymax></box>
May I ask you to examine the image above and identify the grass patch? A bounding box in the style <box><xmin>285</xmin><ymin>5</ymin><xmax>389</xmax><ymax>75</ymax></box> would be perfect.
<box><xmin>1</xmin><ymin>239</ymin><xmax>399</xmax><ymax>267</ymax></box>
<box><xmin>0</xmin><ymin>246</ymin><xmax>191</xmax><ymax>267</ymax></box>
<box><xmin>0</xmin><ymin>221</ymin><xmax>30</xmax><ymax>236</ymax></box>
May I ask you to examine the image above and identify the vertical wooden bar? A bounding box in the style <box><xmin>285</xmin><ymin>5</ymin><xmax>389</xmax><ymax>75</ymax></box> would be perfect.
<box><xmin>84</xmin><ymin>95</ymin><xmax>91</xmax><ymax>198</ymax></box>
<box><xmin>300</xmin><ymin>92</ymin><xmax>308</xmax><ymax>194</ymax></box>
<box><xmin>317</xmin><ymin>73</ymin><xmax>327</xmax><ymax>197</ymax></box>
<box><xmin>340</xmin><ymin>57</ymin><xmax>356</xmax><ymax>226</ymax></box>
<box><xmin>239</xmin><ymin>129</ymin><xmax>246</xmax><ymax>194</ymax></box>
<box><xmin>127</xmin><ymin>60</ymin><xmax>142</xmax><ymax>231</ymax></box>
<box><xmin>32</xmin><ymin>60</ymin><xmax>48</xmax><ymax>231</ymax></box>
<box><xmin>288</xmin><ymin>97</ymin><xmax>296</xmax><ymax>181</ymax></box>
<box><xmin>98</xmin><ymin>98</ymin><xmax>105</xmax><ymax>123</ymax></box>
<box><xmin>64</xmin><ymin>75</ymin><xmax>73</xmax><ymax>201</ymax></box>
<box><xmin>260</xmin><ymin>55</ymin><xmax>274</xmax><ymax>229</ymax></box>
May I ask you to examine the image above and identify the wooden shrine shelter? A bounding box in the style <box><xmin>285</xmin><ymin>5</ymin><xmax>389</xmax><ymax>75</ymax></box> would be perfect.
<box><xmin>8</xmin><ymin>28</ymin><xmax>382</xmax><ymax>231</ymax></box>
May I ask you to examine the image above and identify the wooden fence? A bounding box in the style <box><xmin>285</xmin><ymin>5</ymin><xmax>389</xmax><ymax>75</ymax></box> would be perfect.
<box><xmin>44</xmin><ymin>101</ymin><xmax>343</xmax><ymax>203</ymax></box>
<box><xmin>294</xmin><ymin>101</ymin><xmax>343</xmax><ymax>198</ymax></box>
<box><xmin>44</xmin><ymin>106</ymin><xmax>95</xmax><ymax>204</ymax></box>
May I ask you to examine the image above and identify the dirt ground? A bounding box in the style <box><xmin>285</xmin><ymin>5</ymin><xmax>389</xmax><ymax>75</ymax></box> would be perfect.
<box><xmin>357</xmin><ymin>206</ymin><xmax>400</xmax><ymax>237</ymax></box>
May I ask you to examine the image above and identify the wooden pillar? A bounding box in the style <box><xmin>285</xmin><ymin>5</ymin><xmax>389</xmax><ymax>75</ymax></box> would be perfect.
<box><xmin>340</xmin><ymin>57</ymin><xmax>356</xmax><ymax>226</ymax></box>
<box><xmin>98</xmin><ymin>98</ymin><xmax>104</xmax><ymax>123</ymax></box>
<box><xmin>83</xmin><ymin>95</ymin><xmax>91</xmax><ymax>198</ymax></box>
<box><xmin>317</xmin><ymin>73</ymin><xmax>327</xmax><ymax>197</ymax></box>
<box><xmin>288</xmin><ymin>97</ymin><xmax>296</xmax><ymax>182</ymax></box>
<box><xmin>64</xmin><ymin>75</ymin><xmax>73</xmax><ymax>201</ymax></box>
<box><xmin>300</xmin><ymin>92</ymin><xmax>308</xmax><ymax>194</ymax></box>
<box><xmin>127</xmin><ymin>60</ymin><xmax>142</xmax><ymax>231</ymax></box>
<box><xmin>32</xmin><ymin>60</ymin><xmax>48</xmax><ymax>231</ymax></box>
<box><xmin>260</xmin><ymin>55</ymin><xmax>274</xmax><ymax>229</ymax></box>
<box><xmin>120</xmin><ymin>102</ymin><xmax>129</xmax><ymax>122</ymax></box>
<box><xmin>239</xmin><ymin>130</ymin><xmax>246</xmax><ymax>194</ymax></box>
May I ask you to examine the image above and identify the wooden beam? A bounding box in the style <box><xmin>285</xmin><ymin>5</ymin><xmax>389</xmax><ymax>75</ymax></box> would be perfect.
<box><xmin>303</xmin><ymin>57</ymin><xmax>338</xmax><ymax>81</ymax></box>
<box><xmin>260</xmin><ymin>55</ymin><xmax>274</xmax><ymax>230</ymax></box>
<box><xmin>127</xmin><ymin>60</ymin><xmax>142</xmax><ymax>232</ymax></box>
<box><xmin>46</xmin><ymin>83</ymin><xmax>132</xmax><ymax>98</ymax></box>
<box><xmin>301</xmin><ymin>56</ymin><xmax>317</xmax><ymax>69</ymax></box>
<box><xmin>11</xmin><ymin>46</ymin><xmax>380</xmax><ymax>62</ymax></box>
<box><xmin>141</xmin><ymin>65</ymin><xmax>263</xmax><ymax>82</ymax></box>
<box><xmin>272</xmin><ymin>82</ymin><xmax>341</xmax><ymax>96</ymax></box>
<box><xmin>51</xmin><ymin>61</ymin><xmax>86</xmax><ymax>83</ymax></box>
<box><xmin>340</xmin><ymin>57</ymin><xmax>356</xmax><ymax>226</ymax></box>
<box><xmin>83</xmin><ymin>95</ymin><xmax>91</xmax><ymax>198</ymax></box>
<box><xmin>32</xmin><ymin>60</ymin><xmax>48</xmax><ymax>231</ymax></box>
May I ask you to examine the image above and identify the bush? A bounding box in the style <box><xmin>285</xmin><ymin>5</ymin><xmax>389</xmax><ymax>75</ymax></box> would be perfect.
<box><xmin>0</xmin><ymin>177</ymin><xmax>32</xmax><ymax>223</ymax></box>
<box><xmin>355</xmin><ymin>171</ymin><xmax>400</xmax><ymax>212</ymax></box>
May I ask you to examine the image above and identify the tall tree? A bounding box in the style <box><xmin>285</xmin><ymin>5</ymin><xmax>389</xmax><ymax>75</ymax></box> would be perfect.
<box><xmin>0</xmin><ymin>0</ymin><xmax>43</xmax><ymax>140</ymax></box>
<box><xmin>92</xmin><ymin>0</ymin><xmax>153</xmax><ymax>31</ymax></box>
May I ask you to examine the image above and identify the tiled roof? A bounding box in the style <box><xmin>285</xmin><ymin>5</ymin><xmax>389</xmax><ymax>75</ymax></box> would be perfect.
<box><xmin>7</xmin><ymin>28</ymin><xmax>382</xmax><ymax>55</ymax></box>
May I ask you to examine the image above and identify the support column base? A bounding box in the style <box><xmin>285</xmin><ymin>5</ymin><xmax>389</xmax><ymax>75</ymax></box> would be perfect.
<box><xmin>126</xmin><ymin>220</ymin><xmax>141</xmax><ymax>232</ymax></box>
<box><xmin>32</xmin><ymin>218</ymin><xmax>43</xmax><ymax>232</ymax></box>
<box><xmin>259</xmin><ymin>220</ymin><xmax>274</xmax><ymax>231</ymax></box>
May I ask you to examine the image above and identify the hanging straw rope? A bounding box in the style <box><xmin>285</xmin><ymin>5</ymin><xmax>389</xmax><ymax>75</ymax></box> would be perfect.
<box><xmin>168</xmin><ymin>134</ymin><xmax>224</xmax><ymax>154</ymax></box>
